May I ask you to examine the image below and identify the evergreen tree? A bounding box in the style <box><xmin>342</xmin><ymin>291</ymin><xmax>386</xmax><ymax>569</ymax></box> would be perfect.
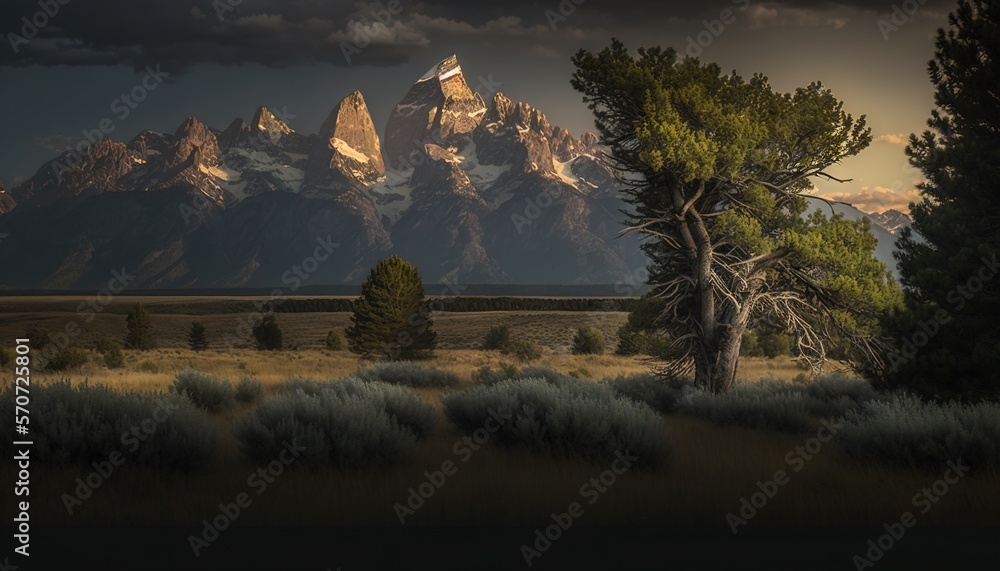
<box><xmin>124</xmin><ymin>303</ymin><xmax>155</xmax><ymax>350</ymax></box>
<box><xmin>188</xmin><ymin>322</ymin><xmax>209</xmax><ymax>352</ymax></box>
<box><xmin>252</xmin><ymin>315</ymin><xmax>283</xmax><ymax>351</ymax></box>
<box><xmin>882</xmin><ymin>1</ymin><xmax>1000</xmax><ymax>400</ymax></box>
<box><xmin>572</xmin><ymin>41</ymin><xmax>901</xmax><ymax>392</ymax></box>
<box><xmin>346</xmin><ymin>256</ymin><xmax>437</xmax><ymax>360</ymax></box>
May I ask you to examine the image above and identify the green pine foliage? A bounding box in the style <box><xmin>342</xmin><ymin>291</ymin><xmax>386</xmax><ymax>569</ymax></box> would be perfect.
<box><xmin>188</xmin><ymin>322</ymin><xmax>209</xmax><ymax>352</ymax></box>
<box><xmin>879</xmin><ymin>1</ymin><xmax>1000</xmax><ymax>400</ymax></box>
<box><xmin>124</xmin><ymin>303</ymin><xmax>156</xmax><ymax>350</ymax></box>
<box><xmin>615</xmin><ymin>296</ymin><xmax>671</xmax><ymax>356</ymax></box>
<box><xmin>346</xmin><ymin>256</ymin><xmax>437</xmax><ymax>361</ymax></box>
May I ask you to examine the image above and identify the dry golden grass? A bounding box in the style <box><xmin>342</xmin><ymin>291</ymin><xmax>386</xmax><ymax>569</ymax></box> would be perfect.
<box><xmin>28</xmin><ymin>346</ymin><xmax>820</xmax><ymax>394</ymax></box>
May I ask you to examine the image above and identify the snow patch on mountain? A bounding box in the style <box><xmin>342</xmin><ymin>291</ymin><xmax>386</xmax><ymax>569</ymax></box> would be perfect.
<box><xmin>332</xmin><ymin>138</ymin><xmax>371</xmax><ymax>163</ymax></box>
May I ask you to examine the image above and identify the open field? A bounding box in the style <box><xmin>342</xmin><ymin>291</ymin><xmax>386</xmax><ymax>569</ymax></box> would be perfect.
<box><xmin>1</xmin><ymin>297</ymin><xmax>995</xmax><ymax>545</ymax></box>
<box><xmin>3</xmin><ymin>348</ymin><xmax>996</xmax><ymax>530</ymax></box>
<box><xmin>0</xmin><ymin>295</ymin><xmax>634</xmax><ymax>351</ymax></box>
<box><xmin>20</xmin><ymin>348</ymin><xmax>817</xmax><ymax>393</ymax></box>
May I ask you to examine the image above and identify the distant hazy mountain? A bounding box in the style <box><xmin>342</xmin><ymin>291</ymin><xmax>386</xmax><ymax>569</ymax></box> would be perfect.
<box><xmin>0</xmin><ymin>55</ymin><xmax>643</xmax><ymax>289</ymax></box>
<box><xmin>867</xmin><ymin>209</ymin><xmax>913</xmax><ymax>235</ymax></box>
<box><xmin>804</xmin><ymin>202</ymin><xmax>903</xmax><ymax>278</ymax></box>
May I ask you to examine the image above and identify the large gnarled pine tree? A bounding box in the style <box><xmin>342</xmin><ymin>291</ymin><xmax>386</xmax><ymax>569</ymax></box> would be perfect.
<box><xmin>572</xmin><ymin>41</ymin><xmax>901</xmax><ymax>393</ymax></box>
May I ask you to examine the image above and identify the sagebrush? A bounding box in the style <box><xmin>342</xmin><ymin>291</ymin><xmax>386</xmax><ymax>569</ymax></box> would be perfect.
<box><xmin>0</xmin><ymin>381</ymin><xmax>216</xmax><ymax>472</ymax></box>
<box><xmin>356</xmin><ymin>362</ymin><xmax>459</xmax><ymax>388</ymax></box>
<box><xmin>443</xmin><ymin>377</ymin><xmax>671</xmax><ymax>469</ymax></box>
<box><xmin>238</xmin><ymin>379</ymin><xmax>435</xmax><ymax>469</ymax></box>
<box><xmin>837</xmin><ymin>395</ymin><xmax>1000</xmax><ymax>473</ymax></box>
<box><xmin>170</xmin><ymin>370</ymin><xmax>235</xmax><ymax>412</ymax></box>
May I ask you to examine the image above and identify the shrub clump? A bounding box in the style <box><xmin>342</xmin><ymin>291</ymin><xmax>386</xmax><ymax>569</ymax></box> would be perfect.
<box><xmin>501</xmin><ymin>339</ymin><xmax>542</xmax><ymax>362</ymax></box>
<box><xmin>472</xmin><ymin>365</ymin><xmax>578</xmax><ymax>386</ymax></box>
<box><xmin>837</xmin><ymin>395</ymin><xmax>1000</xmax><ymax>473</ymax></box>
<box><xmin>170</xmin><ymin>370</ymin><xmax>235</xmax><ymax>412</ymax></box>
<box><xmin>481</xmin><ymin>325</ymin><xmax>511</xmax><ymax>350</ymax></box>
<box><xmin>93</xmin><ymin>336</ymin><xmax>118</xmax><ymax>355</ymax></box>
<box><xmin>803</xmin><ymin>374</ymin><xmax>877</xmax><ymax>417</ymax></box>
<box><xmin>30</xmin><ymin>328</ymin><xmax>89</xmax><ymax>371</ymax></box>
<box><xmin>252</xmin><ymin>315</ymin><xmax>283</xmax><ymax>351</ymax></box>
<box><xmin>238</xmin><ymin>379</ymin><xmax>435</xmax><ymax>469</ymax></box>
<box><xmin>283</xmin><ymin>377</ymin><xmax>435</xmax><ymax>439</ymax></box>
<box><xmin>472</xmin><ymin>363</ymin><xmax>519</xmax><ymax>385</ymax></box>
<box><xmin>103</xmin><ymin>344</ymin><xmax>125</xmax><ymax>369</ymax></box>
<box><xmin>572</xmin><ymin>326</ymin><xmax>605</xmax><ymax>355</ymax></box>
<box><xmin>605</xmin><ymin>373</ymin><xmax>690</xmax><ymax>414</ymax></box>
<box><xmin>325</xmin><ymin>330</ymin><xmax>344</xmax><ymax>351</ymax></box>
<box><xmin>46</xmin><ymin>344</ymin><xmax>89</xmax><ymax>371</ymax></box>
<box><xmin>235</xmin><ymin>376</ymin><xmax>264</xmax><ymax>404</ymax></box>
<box><xmin>0</xmin><ymin>381</ymin><xmax>216</xmax><ymax>472</ymax></box>
<box><xmin>443</xmin><ymin>377</ymin><xmax>671</xmax><ymax>469</ymax></box>
<box><xmin>680</xmin><ymin>387</ymin><xmax>814</xmax><ymax>433</ymax></box>
<box><xmin>356</xmin><ymin>362</ymin><xmax>459</xmax><ymax>388</ymax></box>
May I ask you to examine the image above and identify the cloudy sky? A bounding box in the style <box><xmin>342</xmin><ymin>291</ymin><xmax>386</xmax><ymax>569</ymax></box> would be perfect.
<box><xmin>0</xmin><ymin>0</ymin><xmax>956</xmax><ymax>213</ymax></box>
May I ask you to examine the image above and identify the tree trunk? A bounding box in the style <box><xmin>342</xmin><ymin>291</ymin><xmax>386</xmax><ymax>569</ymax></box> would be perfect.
<box><xmin>694</xmin><ymin>324</ymin><xmax>745</xmax><ymax>394</ymax></box>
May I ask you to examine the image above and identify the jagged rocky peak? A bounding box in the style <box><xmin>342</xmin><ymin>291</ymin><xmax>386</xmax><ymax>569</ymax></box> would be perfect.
<box><xmin>383</xmin><ymin>54</ymin><xmax>487</xmax><ymax>169</ymax></box>
<box><xmin>218</xmin><ymin>117</ymin><xmax>251</xmax><ymax>148</ymax></box>
<box><xmin>8</xmin><ymin>138</ymin><xmax>141</xmax><ymax>208</ymax></box>
<box><xmin>166</xmin><ymin>116</ymin><xmax>220</xmax><ymax>169</ymax></box>
<box><xmin>127</xmin><ymin>129</ymin><xmax>172</xmax><ymax>160</ymax></box>
<box><xmin>306</xmin><ymin>90</ymin><xmax>385</xmax><ymax>188</ymax></box>
<box><xmin>409</xmin><ymin>143</ymin><xmax>480</xmax><ymax>201</ymax></box>
<box><xmin>250</xmin><ymin>106</ymin><xmax>294</xmax><ymax>137</ymax></box>
<box><xmin>482</xmin><ymin>92</ymin><xmax>548</xmax><ymax>131</ymax></box>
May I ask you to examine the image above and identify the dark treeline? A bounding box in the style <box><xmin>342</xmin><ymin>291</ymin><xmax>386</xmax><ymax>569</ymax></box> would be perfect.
<box><xmin>76</xmin><ymin>297</ymin><xmax>642</xmax><ymax>316</ymax></box>
<box><xmin>274</xmin><ymin>297</ymin><xmax>639</xmax><ymax>314</ymax></box>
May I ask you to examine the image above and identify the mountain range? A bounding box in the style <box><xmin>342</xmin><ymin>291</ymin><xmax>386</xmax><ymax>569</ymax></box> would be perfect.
<box><xmin>0</xmin><ymin>55</ymin><xmax>646</xmax><ymax>290</ymax></box>
<box><xmin>0</xmin><ymin>55</ymin><xmax>907</xmax><ymax>290</ymax></box>
<box><xmin>867</xmin><ymin>209</ymin><xmax>912</xmax><ymax>236</ymax></box>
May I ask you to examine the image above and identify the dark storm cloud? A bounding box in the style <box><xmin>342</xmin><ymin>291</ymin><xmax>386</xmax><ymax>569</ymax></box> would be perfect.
<box><xmin>0</xmin><ymin>0</ymin><xmax>957</xmax><ymax>73</ymax></box>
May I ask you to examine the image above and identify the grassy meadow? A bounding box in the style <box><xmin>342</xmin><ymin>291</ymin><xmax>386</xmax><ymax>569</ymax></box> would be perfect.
<box><xmin>1</xmin><ymin>297</ymin><xmax>997</xmax><ymax>535</ymax></box>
